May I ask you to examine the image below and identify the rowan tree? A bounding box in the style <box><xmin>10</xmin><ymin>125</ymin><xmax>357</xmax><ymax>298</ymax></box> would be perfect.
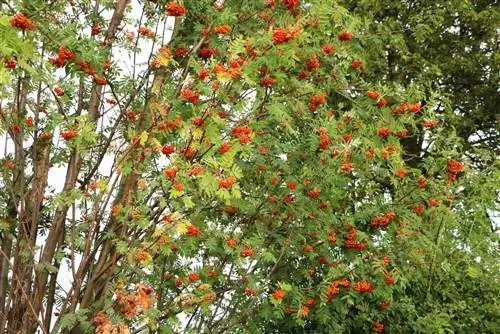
<box><xmin>0</xmin><ymin>1</ymin><xmax>497</xmax><ymax>334</ymax></box>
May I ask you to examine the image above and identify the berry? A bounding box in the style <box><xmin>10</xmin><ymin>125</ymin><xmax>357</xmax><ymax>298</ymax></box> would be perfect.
<box><xmin>281</xmin><ymin>0</ymin><xmax>299</xmax><ymax>9</ymax></box>
<box><xmin>306</xmin><ymin>54</ymin><xmax>320</xmax><ymax>69</ymax></box>
<box><xmin>298</xmin><ymin>70</ymin><xmax>309</xmax><ymax>79</ymax></box>
<box><xmin>175</xmin><ymin>47</ymin><xmax>189</xmax><ymax>57</ymax></box>
<box><xmin>138</xmin><ymin>27</ymin><xmax>155</xmax><ymax>38</ymax></box>
<box><xmin>377</xmin><ymin>127</ymin><xmax>390</xmax><ymax>138</ymax></box>
<box><xmin>350</xmin><ymin>59</ymin><xmax>363</xmax><ymax>69</ymax></box>
<box><xmin>187</xmin><ymin>224</ymin><xmax>200</xmax><ymax>236</ymax></box>
<box><xmin>447</xmin><ymin>159</ymin><xmax>463</xmax><ymax>174</ymax></box>
<box><xmin>199</xmin><ymin>68</ymin><xmax>210</xmax><ymax>80</ymax></box>
<box><xmin>161</xmin><ymin>144</ymin><xmax>176</xmax><ymax>155</ymax></box>
<box><xmin>4</xmin><ymin>59</ymin><xmax>17</xmax><ymax>69</ymax></box>
<box><xmin>272</xmin><ymin>289</ymin><xmax>286</xmax><ymax>300</ymax></box>
<box><xmin>187</xmin><ymin>273</ymin><xmax>200</xmax><ymax>283</ymax></box>
<box><xmin>218</xmin><ymin>177</ymin><xmax>236</xmax><ymax>189</ymax></box>
<box><xmin>353</xmin><ymin>281</ymin><xmax>373</xmax><ymax>293</ymax></box>
<box><xmin>226</xmin><ymin>239</ymin><xmax>237</xmax><ymax>248</ymax></box>
<box><xmin>322</xmin><ymin>44</ymin><xmax>335</xmax><ymax>54</ymax></box>
<box><xmin>367</xmin><ymin>90</ymin><xmax>380</xmax><ymax>99</ymax></box>
<box><xmin>181</xmin><ymin>89</ymin><xmax>200</xmax><ymax>104</ymax></box>
<box><xmin>93</xmin><ymin>75</ymin><xmax>107</xmax><ymax>85</ymax></box>
<box><xmin>61</xmin><ymin>130</ymin><xmax>78</xmax><ymax>141</ymax></box>
<box><xmin>307</xmin><ymin>187</ymin><xmax>321</xmax><ymax>198</ymax></box>
<box><xmin>166</xmin><ymin>2</ymin><xmax>186</xmax><ymax>16</ymax></box>
<box><xmin>338</xmin><ymin>31</ymin><xmax>353</xmax><ymax>41</ymax></box>
<box><xmin>395</xmin><ymin>168</ymin><xmax>407</xmax><ymax>178</ymax></box>
<box><xmin>214</xmin><ymin>24</ymin><xmax>231</xmax><ymax>34</ymax></box>
<box><xmin>218</xmin><ymin>141</ymin><xmax>232</xmax><ymax>154</ymax></box>
<box><xmin>164</xmin><ymin>166</ymin><xmax>178</xmax><ymax>178</ymax></box>
<box><xmin>199</xmin><ymin>47</ymin><xmax>213</xmax><ymax>59</ymax></box>
<box><xmin>375</xmin><ymin>97</ymin><xmax>388</xmax><ymax>107</ymax></box>
<box><xmin>240</xmin><ymin>247</ymin><xmax>254</xmax><ymax>257</ymax></box>
<box><xmin>91</xmin><ymin>24</ymin><xmax>101</xmax><ymax>36</ymax></box>
<box><xmin>373</xmin><ymin>322</ymin><xmax>384</xmax><ymax>333</ymax></box>
<box><xmin>273</xmin><ymin>28</ymin><xmax>291</xmax><ymax>44</ymax></box>
<box><xmin>260</xmin><ymin>77</ymin><xmax>275</xmax><ymax>87</ymax></box>
<box><xmin>10</xmin><ymin>13</ymin><xmax>34</xmax><ymax>30</ymax></box>
<box><xmin>54</xmin><ymin>87</ymin><xmax>64</xmax><ymax>96</ymax></box>
<box><xmin>409</xmin><ymin>102</ymin><xmax>422</xmax><ymax>112</ymax></box>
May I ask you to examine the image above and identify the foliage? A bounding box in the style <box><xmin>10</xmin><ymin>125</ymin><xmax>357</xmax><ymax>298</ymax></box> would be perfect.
<box><xmin>0</xmin><ymin>0</ymin><xmax>497</xmax><ymax>333</ymax></box>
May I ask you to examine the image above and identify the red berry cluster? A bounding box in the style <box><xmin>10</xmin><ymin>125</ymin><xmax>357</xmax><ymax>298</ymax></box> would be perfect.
<box><xmin>161</xmin><ymin>144</ymin><xmax>176</xmax><ymax>155</ymax></box>
<box><xmin>49</xmin><ymin>46</ymin><xmax>76</xmax><ymax>68</ymax></box>
<box><xmin>187</xmin><ymin>224</ymin><xmax>200</xmax><ymax>236</ymax></box>
<box><xmin>272</xmin><ymin>27</ymin><xmax>299</xmax><ymax>44</ymax></box>
<box><xmin>166</xmin><ymin>2</ymin><xmax>186</xmax><ymax>16</ymax></box>
<box><xmin>198</xmin><ymin>68</ymin><xmax>210</xmax><ymax>80</ymax></box>
<box><xmin>214</xmin><ymin>24</ymin><xmax>231</xmax><ymax>35</ymax></box>
<box><xmin>350</xmin><ymin>59</ymin><xmax>363</xmax><ymax>69</ymax></box>
<box><xmin>240</xmin><ymin>247</ymin><xmax>254</xmax><ymax>257</ymax></box>
<box><xmin>370</xmin><ymin>211</ymin><xmax>396</xmax><ymax>228</ymax></box>
<box><xmin>157</xmin><ymin>116</ymin><xmax>174</xmax><ymax>132</ymax></box>
<box><xmin>187</xmin><ymin>273</ymin><xmax>200</xmax><ymax>283</ymax></box>
<box><xmin>352</xmin><ymin>280</ymin><xmax>373</xmax><ymax>293</ymax></box>
<box><xmin>309</xmin><ymin>93</ymin><xmax>326</xmax><ymax>112</ymax></box>
<box><xmin>164</xmin><ymin>166</ymin><xmax>178</xmax><ymax>179</ymax></box>
<box><xmin>326</xmin><ymin>279</ymin><xmax>350</xmax><ymax>301</ymax></box>
<box><xmin>385</xmin><ymin>271</ymin><xmax>395</xmax><ymax>285</ymax></box>
<box><xmin>367</xmin><ymin>90</ymin><xmax>380</xmax><ymax>99</ymax></box>
<box><xmin>392</xmin><ymin>103</ymin><xmax>407</xmax><ymax>114</ymax></box>
<box><xmin>377</xmin><ymin>127</ymin><xmax>390</xmax><ymax>138</ymax></box>
<box><xmin>54</xmin><ymin>87</ymin><xmax>64</xmax><ymax>96</ymax></box>
<box><xmin>50</xmin><ymin>47</ymin><xmax>107</xmax><ymax>85</ymax></box>
<box><xmin>175</xmin><ymin>47</ymin><xmax>189</xmax><ymax>57</ymax></box>
<box><xmin>260</xmin><ymin>77</ymin><xmax>275</xmax><ymax>87</ymax></box>
<box><xmin>375</xmin><ymin>97</ymin><xmax>387</xmax><ymax>108</ymax></box>
<box><xmin>322</xmin><ymin>44</ymin><xmax>335</xmax><ymax>54</ymax></box>
<box><xmin>232</xmin><ymin>126</ymin><xmax>253</xmax><ymax>144</ymax></box>
<box><xmin>91</xmin><ymin>24</ymin><xmax>101</xmax><ymax>36</ymax></box>
<box><xmin>218</xmin><ymin>176</ymin><xmax>236</xmax><ymax>189</ymax></box>
<box><xmin>338</xmin><ymin>31</ymin><xmax>353</xmax><ymax>41</ymax></box>
<box><xmin>199</xmin><ymin>47</ymin><xmax>213</xmax><ymax>59</ymax></box>
<box><xmin>138</xmin><ymin>27</ymin><xmax>155</xmax><ymax>38</ymax></box>
<box><xmin>395</xmin><ymin>129</ymin><xmax>409</xmax><ymax>139</ymax></box>
<box><xmin>93</xmin><ymin>75</ymin><xmax>107</xmax><ymax>85</ymax></box>
<box><xmin>447</xmin><ymin>159</ymin><xmax>463</xmax><ymax>182</ymax></box>
<box><xmin>423</xmin><ymin>120</ymin><xmax>439</xmax><ymax>128</ymax></box>
<box><xmin>395</xmin><ymin>167</ymin><xmax>407</xmax><ymax>178</ymax></box>
<box><xmin>307</xmin><ymin>187</ymin><xmax>321</xmax><ymax>198</ymax></box>
<box><xmin>417</xmin><ymin>175</ymin><xmax>427</xmax><ymax>190</ymax></box>
<box><xmin>408</xmin><ymin>102</ymin><xmax>422</xmax><ymax>112</ymax></box>
<box><xmin>305</xmin><ymin>54</ymin><xmax>320</xmax><ymax>69</ymax></box>
<box><xmin>218</xmin><ymin>141</ymin><xmax>232</xmax><ymax>154</ymax></box>
<box><xmin>181</xmin><ymin>89</ymin><xmax>200</xmax><ymax>104</ymax></box>
<box><xmin>380</xmin><ymin>300</ymin><xmax>391</xmax><ymax>310</ymax></box>
<box><xmin>281</xmin><ymin>0</ymin><xmax>300</xmax><ymax>9</ymax></box>
<box><xmin>318</xmin><ymin>127</ymin><xmax>331</xmax><ymax>150</ymax></box>
<box><xmin>10</xmin><ymin>13</ymin><xmax>34</xmax><ymax>30</ymax></box>
<box><xmin>60</xmin><ymin>130</ymin><xmax>78</xmax><ymax>141</ymax></box>
<box><xmin>343</xmin><ymin>226</ymin><xmax>367</xmax><ymax>250</ymax></box>
<box><xmin>192</xmin><ymin>117</ymin><xmax>206</xmax><ymax>127</ymax></box>
<box><xmin>4</xmin><ymin>59</ymin><xmax>17</xmax><ymax>69</ymax></box>
<box><xmin>373</xmin><ymin>321</ymin><xmax>384</xmax><ymax>333</ymax></box>
<box><xmin>75</xmin><ymin>61</ymin><xmax>94</xmax><ymax>75</ymax></box>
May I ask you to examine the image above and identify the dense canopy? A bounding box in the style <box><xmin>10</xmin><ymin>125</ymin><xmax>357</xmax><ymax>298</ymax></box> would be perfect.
<box><xmin>0</xmin><ymin>1</ymin><xmax>498</xmax><ymax>333</ymax></box>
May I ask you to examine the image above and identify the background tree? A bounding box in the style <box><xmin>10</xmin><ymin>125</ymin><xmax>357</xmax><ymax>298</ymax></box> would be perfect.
<box><xmin>0</xmin><ymin>1</ymin><xmax>497</xmax><ymax>334</ymax></box>
<box><xmin>341</xmin><ymin>0</ymin><xmax>499</xmax><ymax>167</ymax></box>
